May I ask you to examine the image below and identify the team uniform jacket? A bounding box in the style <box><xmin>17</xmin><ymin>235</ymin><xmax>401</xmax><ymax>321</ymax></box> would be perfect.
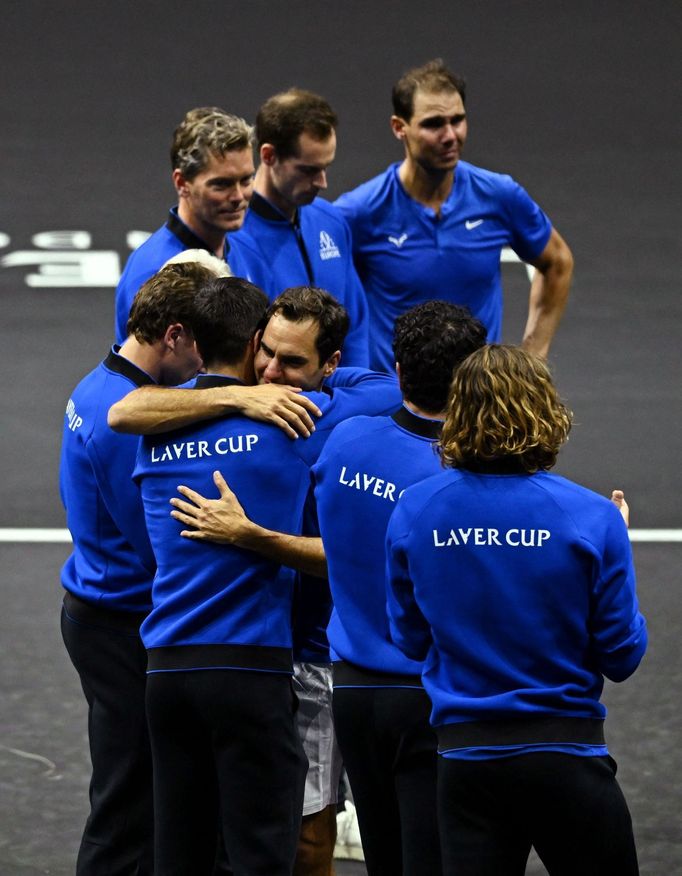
<box><xmin>289</xmin><ymin>369</ymin><xmax>402</xmax><ymax>664</ymax></box>
<box><xmin>292</xmin><ymin>370</ymin><xmax>402</xmax><ymax>663</ymax></box>
<box><xmin>312</xmin><ymin>406</ymin><xmax>443</xmax><ymax>681</ymax></box>
<box><xmin>113</xmin><ymin>208</ymin><xmax>235</xmax><ymax>344</ymax></box>
<box><xmin>386</xmin><ymin>467</ymin><xmax>648</xmax><ymax>759</ymax></box>
<box><xmin>230</xmin><ymin>193</ymin><xmax>370</xmax><ymax>366</ymax></box>
<box><xmin>335</xmin><ymin>161</ymin><xmax>552</xmax><ymax>371</ymax></box>
<box><xmin>134</xmin><ymin>372</ymin><xmax>402</xmax><ymax>674</ymax></box>
<box><xmin>60</xmin><ymin>348</ymin><xmax>156</xmax><ymax>611</ymax></box>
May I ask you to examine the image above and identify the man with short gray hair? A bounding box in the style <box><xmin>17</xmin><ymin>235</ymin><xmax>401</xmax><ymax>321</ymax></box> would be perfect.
<box><xmin>114</xmin><ymin>107</ymin><xmax>255</xmax><ymax>342</ymax></box>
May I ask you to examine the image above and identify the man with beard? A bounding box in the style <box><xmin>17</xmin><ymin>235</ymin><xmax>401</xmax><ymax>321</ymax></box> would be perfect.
<box><xmin>231</xmin><ymin>88</ymin><xmax>369</xmax><ymax>366</ymax></box>
<box><xmin>335</xmin><ymin>59</ymin><xmax>573</xmax><ymax>372</ymax></box>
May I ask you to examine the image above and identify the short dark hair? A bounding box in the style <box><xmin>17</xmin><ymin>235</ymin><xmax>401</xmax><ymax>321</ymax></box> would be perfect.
<box><xmin>440</xmin><ymin>345</ymin><xmax>572</xmax><ymax>473</ymax></box>
<box><xmin>392</xmin><ymin>59</ymin><xmax>466</xmax><ymax>120</ymax></box>
<box><xmin>255</xmin><ymin>89</ymin><xmax>338</xmax><ymax>158</ymax></box>
<box><xmin>192</xmin><ymin>277</ymin><xmax>269</xmax><ymax>367</ymax></box>
<box><xmin>392</xmin><ymin>301</ymin><xmax>486</xmax><ymax>414</ymax></box>
<box><xmin>171</xmin><ymin>106</ymin><xmax>253</xmax><ymax>180</ymax></box>
<box><xmin>266</xmin><ymin>286</ymin><xmax>349</xmax><ymax>363</ymax></box>
<box><xmin>127</xmin><ymin>263</ymin><xmax>215</xmax><ymax>343</ymax></box>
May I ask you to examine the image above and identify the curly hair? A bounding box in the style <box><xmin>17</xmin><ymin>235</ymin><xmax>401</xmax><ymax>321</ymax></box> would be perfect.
<box><xmin>392</xmin><ymin>59</ymin><xmax>466</xmax><ymax>120</ymax></box>
<box><xmin>170</xmin><ymin>106</ymin><xmax>253</xmax><ymax>180</ymax></box>
<box><xmin>392</xmin><ymin>301</ymin><xmax>486</xmax><ymax>414</ymax></box>
<box><xmin>439</xmin><ymin>345</ymin><xmax>572</xmax><ymax>473</ymax></box>
<box><xmin>265</xmin><ymin>286</ymin><xmax>349</xmax><ymax>364</ymax></box>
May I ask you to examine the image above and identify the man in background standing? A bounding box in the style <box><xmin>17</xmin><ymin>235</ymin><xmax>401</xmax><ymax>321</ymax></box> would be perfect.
<box><xmin>335</xmin><ymin>59</ymin><xmax>573</xmax><ymax>372</ymax></box>
<box><xmin>114</xmin><ymin>107</ymin><xmax>255</xmax><ymax>342</ymax></box>
<box><xmin>231</xmin><ymin>88</ymin><xmax>369</xmax><ymax>366</ymax></box>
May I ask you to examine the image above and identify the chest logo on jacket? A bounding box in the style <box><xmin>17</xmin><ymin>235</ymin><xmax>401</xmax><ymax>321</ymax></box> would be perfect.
<box><xmin>319</xmin><ymin>231</ymin><xmax>340</xmax><ymax>261</ymax></box>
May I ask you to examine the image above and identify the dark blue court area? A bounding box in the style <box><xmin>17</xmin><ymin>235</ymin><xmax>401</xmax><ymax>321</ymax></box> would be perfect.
<box><xmin>2</xmin><ymin>2</ymin><xmax>680</xmax><ymax>873</ymax></box>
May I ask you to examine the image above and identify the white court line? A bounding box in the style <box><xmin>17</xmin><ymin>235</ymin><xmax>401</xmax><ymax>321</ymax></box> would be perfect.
<box><xmin>628</xmin><ymin>530</ymin><xmax>682</xmax><ymax>543</ymax></box>
<box><xmin>0</xmin><ymin>529</ymin><xmax>73</xmax><ymax>543</ymax></box>
<box><xmin>0</xmin><ymin>528</ymin><xmax>681</xmax><ymax>543</ymax></box>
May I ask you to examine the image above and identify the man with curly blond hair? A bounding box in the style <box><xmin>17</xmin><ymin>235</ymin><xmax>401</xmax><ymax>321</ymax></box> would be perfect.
<box><xmin>386</xmin><ymin>345</ymin><xmax>645</xmax><ymax>876</ymax></box>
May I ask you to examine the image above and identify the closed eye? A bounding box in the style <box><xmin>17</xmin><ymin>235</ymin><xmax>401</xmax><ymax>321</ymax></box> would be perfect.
<box><xmin>420</xmin><ymin>114</ymin><xmax>466</xmax><ymax>129</ymax></box>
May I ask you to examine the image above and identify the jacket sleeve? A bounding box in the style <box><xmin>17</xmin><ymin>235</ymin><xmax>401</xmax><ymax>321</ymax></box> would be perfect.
<box><xmin>385</xmin><ymin>504</ymin><xmax>432</xmax><ymax>661</ymax></box>
<box><xmin>336</xmin><ymin>219</ymin><xmax>369</xmax><ymax>367</ymax></box>
<box><xmin>87</xmin><ymin>431</ymin><xmax>156</xmax><ymax>573</ymax></box>
<box><xmin>589</xmin><ymin>507</ymin><xmax>647</xmax><ymax>682</ymax></box>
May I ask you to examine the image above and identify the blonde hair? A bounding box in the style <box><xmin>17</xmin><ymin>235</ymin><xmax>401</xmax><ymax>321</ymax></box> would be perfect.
<box><xmin>162</xmin><ymin>248</ymin><xmax>232</xmax><ymax>277</ymax></box>
<box><xmin>439</xmin><ymin>345</ymin><xmax>572</xmax><ymax>473</ymax></box>
<box><xmin>171</xmin><ymin>107</ymin><xmax>253</xmax><ymax>179</ymax></box>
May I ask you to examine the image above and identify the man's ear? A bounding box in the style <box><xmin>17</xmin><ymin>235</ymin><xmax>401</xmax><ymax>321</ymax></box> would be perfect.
<box><xmin>163</xmin><ymin>322</ymin><xmax>184</xmax><ymax>350</ymax></box>
<box><xmin>390</xmin><ymin>115</ymin><xmax>407</xmax><ymax>141</ymax></box>
<box><xmin>260</xmin><ymin>143</ymin><xmax>277</xmax><ymax>166</ymax></box>
<box><xmin>323</xmin><ymin>350</ymin><xmax>341</xmax><ymax>377</ymax></box>
<box><xmin>172</xmin><ymin>169</ymin><xmax>190</xmax><ymax>198</ymax></box>
<box><xmin>395</xmin><ymin>361</ymin><xmax>405</xmax><ymax>391</ymax></box>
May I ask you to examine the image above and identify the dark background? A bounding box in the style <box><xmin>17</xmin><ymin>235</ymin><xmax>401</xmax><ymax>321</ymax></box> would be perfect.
<box><xmin>1</xmin><ymin>2</ymin><xmax>680</xmax><ymax>872</ymax></box>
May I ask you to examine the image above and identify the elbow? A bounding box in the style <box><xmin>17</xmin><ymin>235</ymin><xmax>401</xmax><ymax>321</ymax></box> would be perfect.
<box><xmin>307</xmin><ymin>558</ymin><xmax>329</xmax><ymax>580</ymax></box>
<box><xmin>600</xmin><ymin>627</ymin><xmax>648</xmax><ymax>683</ymax></box>
<box><xmin>536</xmin><ymin>233</ymin><xmax>574</xmax><ymax>289</ymax></box>
<box><xmin>558</xmin><ymin>245</ymin><xmax>574</xmax><ymax>283</ymax></box>
<box><xmin>107</xmin><ymin>404</ymin><xmax>126</xmax><ymax>432</ymax></box>
<box><xmin>549</xmin><ymin>240</ymin><xmax>574</xmax><ymax>286</ymax></box>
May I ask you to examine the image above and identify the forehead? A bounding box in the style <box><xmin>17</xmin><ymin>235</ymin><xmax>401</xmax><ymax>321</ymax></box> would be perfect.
<box><xmin>261</xmin><ymin>313</ymin><xmax>320</xmax><ymax>359</ymax></box>
<box><xmin>411</xmin><ymin>88</ymin><xmax>465</xmax><ymax>121</ymax></box>
<box><xmin>290</xmin><ymin>130</ymin><xmax>337</xmax><ymax>165</ymax></box>
<box><xmin>197</xmin><ymin>147</ymin><xmax>255</xmax><ymax>180</ymax></box>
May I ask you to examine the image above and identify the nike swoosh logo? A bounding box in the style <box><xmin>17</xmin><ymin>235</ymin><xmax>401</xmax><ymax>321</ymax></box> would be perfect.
<box><xmin>465</xmin><ymin>219</ymin><xmax>484</xmax><ymax>230</ymax></box>
<box><xmin>388</xmin><ymin>233</ymin><xmax>408</xmax><ymax>248</ymax></box>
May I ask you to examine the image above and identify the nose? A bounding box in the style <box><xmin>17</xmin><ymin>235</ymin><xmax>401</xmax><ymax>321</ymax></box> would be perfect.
<box><xmin>230</xmin><ymin>183</ymin><xmax>245</xmax><ymax>202</ymax></box>
<box><xmin>313</xmin><ymin>169</ymin><xmax>328</xmax><ymax>190</ymax></box>
<box><xmin>263</xmin><ymin>358</ymin><xmax>281</xmax><ymax>381</ymax></box>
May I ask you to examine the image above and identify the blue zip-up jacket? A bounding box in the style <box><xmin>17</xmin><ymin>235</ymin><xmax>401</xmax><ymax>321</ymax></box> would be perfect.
<box><xmin>312</xmin><ymin>406</ymin><xmax>443</xmax><ymax>679</ymax></box>
<box><xmin>231</xmin><ymin>193</ymin><xmax>370</xmax><ymax>367</ymax></box>
<box><xmin>113</xmin><ymin>208</ymin><xmax>236</xmax><ymax>344</ymax></box>
<box><xmin>60</xmin><ymin>348</ymin><xmax>156</xmax><ymax>611</ymax></box>
<box><xmin>386</xmin><ymin>467</ymin><xmax>647</xmax><ymax>759</ymax></box>
<box><xmin>286</xmin><ymin>370</ymin><xmax>403</xmax><ymax>664</ymax></box>
<box><xmin>134</xmin><ymin>372</ymin><xmax>402</xmax><ymax>674</ymax></box>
